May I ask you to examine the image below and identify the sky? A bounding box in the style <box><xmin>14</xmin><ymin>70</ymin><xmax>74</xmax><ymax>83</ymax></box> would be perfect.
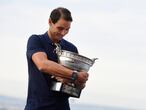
<box><xmin>0</xmin><ymin>0</ymin><xmax>146</xmax><ymax>109</ymax></box>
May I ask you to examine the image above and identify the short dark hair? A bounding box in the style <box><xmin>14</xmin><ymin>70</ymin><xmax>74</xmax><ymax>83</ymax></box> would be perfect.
<box><xmin>50</xmin><ymin>7</ymin><xmax>73</xmax><ymax>24</ymax></box>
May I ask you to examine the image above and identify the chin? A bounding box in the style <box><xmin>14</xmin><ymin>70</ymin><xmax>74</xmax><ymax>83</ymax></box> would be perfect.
<box><xmin>53</xmin><ymin>35</ymin><xmax>63</xmax><ymax>42</ymax></box>
<box><xmin>57</xmin><ymin>36</ymin><xmax>63</xmax><ymax>40</ymax></box>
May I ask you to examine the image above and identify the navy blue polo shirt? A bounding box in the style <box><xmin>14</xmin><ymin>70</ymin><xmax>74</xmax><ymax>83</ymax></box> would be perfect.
<box><xmin>25</xmin><ymin>32</ymin><xmax>78</xmax><ymax>110</ymax></box>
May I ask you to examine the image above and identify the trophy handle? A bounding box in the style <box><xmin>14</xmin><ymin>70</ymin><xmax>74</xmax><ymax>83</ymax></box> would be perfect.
<box><xmin>91</xmin><ymin>58</ymin><xmax>98</xmax><ymax>64</ymax></box>
<box><xmin>54</xmin><ymin>43</ymin><xmax>62</xmax><ymax>56</ymax></box>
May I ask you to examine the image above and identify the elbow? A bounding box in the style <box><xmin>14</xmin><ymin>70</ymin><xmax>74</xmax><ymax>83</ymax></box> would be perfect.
<box><xmin>37</xmin><ymin>63</ymin><xmax>47</xmax><ymax>72</ymax></box>
<box><xmin>38</xmin><ymin>66</ymin><xmax>44</xmax><ymax>72</ymax></box>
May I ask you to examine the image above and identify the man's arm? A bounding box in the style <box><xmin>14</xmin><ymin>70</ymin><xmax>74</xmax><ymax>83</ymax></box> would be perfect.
<box><xmin>32</xmin><ymin>51</ymin><xmax>89</xmax><ymax>86</ymax></box>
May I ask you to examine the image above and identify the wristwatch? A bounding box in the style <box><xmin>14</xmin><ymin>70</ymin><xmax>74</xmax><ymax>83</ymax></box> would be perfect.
<box><xmin>71</xmin><ymin>71</ymin><xmax>78</xmax><ymax>81</ymax></box>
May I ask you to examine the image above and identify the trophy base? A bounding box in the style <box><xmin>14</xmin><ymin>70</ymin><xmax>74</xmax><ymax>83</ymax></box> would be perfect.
<box><xmin>50</xmin><ymin>81</ymin><xmax>81</xmax><ymax>98</ymax></box>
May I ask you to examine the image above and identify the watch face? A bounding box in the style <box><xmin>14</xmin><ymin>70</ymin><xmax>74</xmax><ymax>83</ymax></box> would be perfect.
<box><xmin>71</xmin><ymin>71</ymin><xmax>78</xmax><ymax>81</ymax></box>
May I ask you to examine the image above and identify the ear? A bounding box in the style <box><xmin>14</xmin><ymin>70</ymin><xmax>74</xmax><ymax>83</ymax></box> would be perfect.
<box><xmin>48</xmin><ymin>18</ymin><xmax>52</xmax><ymax>26</ymax></box>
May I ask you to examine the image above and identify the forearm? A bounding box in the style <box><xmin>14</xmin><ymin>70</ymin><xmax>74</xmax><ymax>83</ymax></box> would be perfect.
<box><xmin>32</xmin><ymin>52</ymin><xmax>88</xmax><ymax>84</ymax></box>
<box><xmin>40</xmin><ymin>60</ymin><xmax>73</xmax><ymax>79</ymax></box>
<box><xmin>41</xmin><ymin>60</ymin><xmax>88</xmax><ymax>90</ymax></box>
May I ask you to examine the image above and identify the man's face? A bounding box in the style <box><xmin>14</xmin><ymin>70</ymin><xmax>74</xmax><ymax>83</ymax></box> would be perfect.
<box><xmin>49</xmin><ymin>18</ymin><xmax>71</xmax><ymax>42</ymax></box>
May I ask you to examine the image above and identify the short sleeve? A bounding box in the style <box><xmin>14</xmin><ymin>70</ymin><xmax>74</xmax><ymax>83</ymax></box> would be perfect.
<box><xmin>26</xmin><ymin>35</ymin><xmax>45</xmax><ymax>59</ymax></box>
<box><xmin>73</xmin><ymin>46</ymin><xmax>78</xmax><ymax>54</ymax></box>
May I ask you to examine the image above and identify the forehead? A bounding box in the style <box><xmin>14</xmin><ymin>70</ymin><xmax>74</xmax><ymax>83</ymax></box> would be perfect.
<box><xmin>54</xmin><ymin>18</ymin><xmax>71</xmax><ymax>28</ymax></box>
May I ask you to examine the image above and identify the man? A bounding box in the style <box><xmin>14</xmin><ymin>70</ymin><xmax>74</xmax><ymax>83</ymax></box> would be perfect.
<box><xmin>25</xmin><ymin>7</ymin><xmax>89</xmax><ymax>110</ymax></box>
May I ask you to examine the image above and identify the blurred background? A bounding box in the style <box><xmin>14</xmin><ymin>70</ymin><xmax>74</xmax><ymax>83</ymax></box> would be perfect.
<box><xmin>0</xmin><ymin>0</ymin><xmax>146</xmax><ymax>110</ymax></box>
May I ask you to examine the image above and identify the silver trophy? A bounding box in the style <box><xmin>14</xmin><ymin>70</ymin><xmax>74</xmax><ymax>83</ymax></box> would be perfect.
<box><xmin>50</xmin><ymin>43</ymin><xmax>97</xmax><ymax>98</ymax></box>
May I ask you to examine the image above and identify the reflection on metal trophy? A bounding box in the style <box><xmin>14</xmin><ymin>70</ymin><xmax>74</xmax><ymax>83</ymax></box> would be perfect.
<box><xmin>50</xmin><ymin>43</ymin><xmax>97</xmax><ymax>98</ymax></box>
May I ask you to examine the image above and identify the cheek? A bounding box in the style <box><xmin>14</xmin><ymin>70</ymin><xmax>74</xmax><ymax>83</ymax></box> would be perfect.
<box><xmin>52</xmin><ymin>29</ymin><xmax>58</xmax><ymax>34</ymax></box>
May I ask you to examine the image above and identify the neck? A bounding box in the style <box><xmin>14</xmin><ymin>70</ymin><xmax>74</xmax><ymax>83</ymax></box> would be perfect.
<box><xmin>47</xmin><ymin>30</ymin><xmax>58</xmax><ymax>43</ymax></box>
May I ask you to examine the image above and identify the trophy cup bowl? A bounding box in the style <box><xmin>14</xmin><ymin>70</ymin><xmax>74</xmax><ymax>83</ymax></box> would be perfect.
<box><xmin>50</xmin><ymin>44</ymin><xmax>97</xmax><ymax>98</ymax></box>
<box><xmin>57</xmin><ymin>50</ymin><xmax>97</xmax><ymax>72</ymax></box>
